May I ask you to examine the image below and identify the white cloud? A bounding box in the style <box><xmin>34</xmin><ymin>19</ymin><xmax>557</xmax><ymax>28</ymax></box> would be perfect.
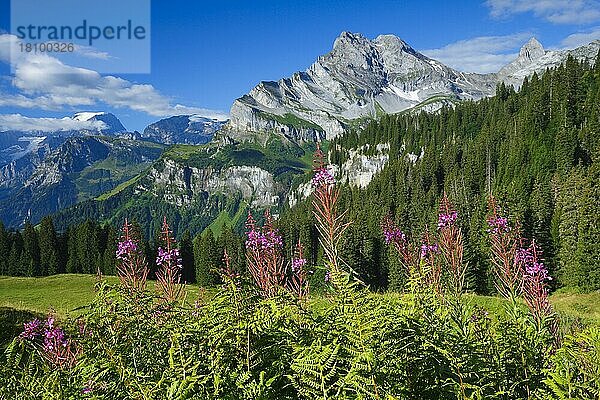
<box><xmin>486</xmin><ymin>0</ymin><xmax>600</xmax><ymax>25</ymax></box>
<box><xmin>0</xmin><ymin>113</ymin><xmax>107</xmax><ymax>132</ymax></box>
<box><xmin>422</xmin><ymin>33</ymin><xmax>532</xmax><ymax>73</ymax></box>
<box><xmin>0</xmin><ymin>34</ymin><xmax>228</xmax><ymax>119</ymax></box>
<box><xmin>557</xmin><ymin>26</ymin><xmax>600</xmax><ymax>48</ymax></box>
<box><xmin>73</xmin><ymin>45</ymin><xmax>114</xmax><ymax>60</ymax></box>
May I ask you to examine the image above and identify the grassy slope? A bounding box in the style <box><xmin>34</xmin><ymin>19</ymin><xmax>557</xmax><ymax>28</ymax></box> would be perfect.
<box><xmin>0</xmin><ymin>275</ymin><xmax>203</xmax><ymax>316</ymax></box>
<box><xmin>2</xmin><ymin>274</ymin><xmax>599</xmax><ymax>325</ymax></box>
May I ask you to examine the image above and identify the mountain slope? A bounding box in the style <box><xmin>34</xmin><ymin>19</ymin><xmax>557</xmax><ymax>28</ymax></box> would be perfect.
<box><xmin>498</xmin><ymin>38</ymin><xmax>600</xmax><ymax>88</ymax></box>
<box><xmin>141</xmin><ymin>115</ymin><xmax>227</xmax><ymax>144</ymax></box>
<box><xmin>222</xmin><ymin>33</ymin><xmax>600</xmax><ymax>144</ymax></box>
<box><xmin>0</xmin><ymin>136</ymin><xmax>163</xmax><ymax>227</ymax></box>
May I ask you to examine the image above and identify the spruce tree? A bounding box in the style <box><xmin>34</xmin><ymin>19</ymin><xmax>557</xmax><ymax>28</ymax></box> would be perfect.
<box><xmin>22</xmin><ymin>222</ymin><xmax>40</xmax><ymax>277</ymax></box>
<box><xmin>39</xmin><ymin>216</ymin><xmax>59</xmax><ymax>276</ymax></box>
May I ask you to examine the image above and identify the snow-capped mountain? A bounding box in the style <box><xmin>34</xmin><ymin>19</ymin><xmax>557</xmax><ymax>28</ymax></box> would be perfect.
<box><xmin>222</xmin><ymin>32</ymin><xmax>600</xmax><ymax>143</ymax></box>
<box><xmin>142</xmin><ymin>115</ymin><xmax>228</xmax><ymax>144</ymax></box>
<box><xmin>72</xmin><ymin>112</ymin><xmax>127</xmax><ymax>135</ymax></box>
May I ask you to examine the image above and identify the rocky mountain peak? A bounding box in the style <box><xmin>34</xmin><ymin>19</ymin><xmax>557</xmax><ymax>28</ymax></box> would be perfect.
<box><xmin>332</xmin><ymin>31</ymin><xmax>371</xmax><ymax>50</ymax></box>
<box><xmin>374</xmin><ymin>34</ymin><xmax>413</xmax><ymax>53</ymax></box>
<box><xmin>519</xmin><ymin>37</ymin><xmax>545</xmax><ymax>61</ymax></box>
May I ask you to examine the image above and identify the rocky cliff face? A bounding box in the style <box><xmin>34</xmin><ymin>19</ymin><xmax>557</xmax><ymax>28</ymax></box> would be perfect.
<box><xmin>223</xmin><ymin>32</ymin><xmax>498</xmax><ymax>143</ymax></box>
<box><xmin>137</xmin><ymin>157</ymin><xmax>280</xmax><ymax>208</ymax></box>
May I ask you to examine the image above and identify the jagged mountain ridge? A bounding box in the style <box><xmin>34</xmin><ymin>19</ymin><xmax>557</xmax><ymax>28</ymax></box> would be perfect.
<box><xmin>222</xmin><ymin>32</ymin><xmax>600</xmax><ymax>143</ymax></box>
<box><xmin>223</xmin><ymin>32</ymin><xmax>498</xmax><ymax>142</ymax></box>
<box><xmin>497</xmin><ymin>38</ymin><xmax>600</xmax><ymax>88</ymax></box>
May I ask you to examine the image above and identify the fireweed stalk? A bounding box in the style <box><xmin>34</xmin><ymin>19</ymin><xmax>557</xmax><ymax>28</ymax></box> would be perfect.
<box><xmin>311</xmin><ymin>144</ymin><xmax>350</xmax><ymax>281</ymax></box>
<box><xmin>155</xmin><ymin>217</ymin><xmax>184</xmax><ymax>302</ymax></box>
<box><xmin>437</xmin><ymin>194</ymin><xmax>465</xmax><ymax>295</ymax></box>
<box><xmin>245</xmin><ymin>209</ymin><xmax>286</xmax><ymax>297</ymax></box>
<box><xmin>116</xmin><ymin>219</ymin><xmax>148</xmax><ymax>294</ymax></box>
<box><xmin>287</xmin><ymin>240</ymin><xmax>310</xmax><ymax>300</ymax></box>
<box><xmin>519</xmin><ymin>240</ymin><xmax>557</xmax><ymax>334</ymax></box>
<box><xmin>487</xmin><ymin>196</ymin><xmax>524</xmax><ymax>302</ymax></box>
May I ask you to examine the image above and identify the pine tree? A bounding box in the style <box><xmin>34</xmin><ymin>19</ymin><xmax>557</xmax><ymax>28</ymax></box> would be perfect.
<box><xmin>194</xmin><ymin>231</ymin><xmax>220</xmax><ymax>287</ymax></box>
<box><xmin>8</xmin><ymin>232</ymin><xmax>24</xmax><ymax>276</ymax></box>
<box><xmin>0</xmin><ymin>222</ymin><xmax>9</xmax><ymax>275</ymax></box>
<box><xmin>38</xmin><ymin>216</ymin><xmax>59</xmax><ymax>276</ymax></box>
<box><xmin>22</xmin><ymin>222</ymin><xmax>40</xmax><ymax>277</ymax></box>
<box><xmin>180</xmin><ymin>230</ymin><xmax>195</xmax><ymax>284</ymax></box>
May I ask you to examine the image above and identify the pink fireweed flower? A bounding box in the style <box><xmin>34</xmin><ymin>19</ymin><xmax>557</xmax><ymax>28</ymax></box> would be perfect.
<box><xmin>420</xmin><ymin>243</ymin><xmax>439</xmax><ymax>258</ymax></box>
<box><xmin>438</xmin><ymin>210</ymin><xmax>458</xmax><ymax>229</ymax></box>
<box><xmin>291</xmin><ymin>257</ymin><xmax>307</xmax><ymax>273</ymax></box>
<box><xmin>156</xmin><ymin>247</ymin><xmax>182</xmax><ymax>269</ymax></box>
<box><xmin>383</xmin><ymin>226</ymin><xmax>406</xmax><ymax>245</ymax></box>
<box><xmin>311</xmin><ymin>167</ymin><xmax>335</xmax><ymax>187</ymax></box>
<box><xmin>487</xmin><ymin>215</ymin><xmax>510</xmax><ymax>234</ymax></box>
<box><xmin>116</xmin><ymin>239</ymin><xmax>137</xmax><ymax>260</ymax></box>
<box><xmin>324</xmin><ymin>270</ymin><xmax>331</xmax><ymax>282</ymax></box>
<box><xmin>19</xmin><ymin>318</ymin><xmax>42</xmax><ymax>340</ymax></box>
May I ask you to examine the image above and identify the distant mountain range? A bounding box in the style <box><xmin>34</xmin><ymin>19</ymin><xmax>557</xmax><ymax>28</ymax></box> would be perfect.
<box><xmin>1</xmin><ymin>32</ymin><xmax>599</xmax><ymax>230</ymax></box>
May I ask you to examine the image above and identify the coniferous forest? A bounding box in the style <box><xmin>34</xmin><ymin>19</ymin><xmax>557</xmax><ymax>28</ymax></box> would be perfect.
<box><xmin>5</xmin><ymin>55</ymin><xmax>599</xmax><ymax>294</ymax></box>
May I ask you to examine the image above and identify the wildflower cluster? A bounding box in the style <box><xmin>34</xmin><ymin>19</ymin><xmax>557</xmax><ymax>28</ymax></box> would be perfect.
<box><xmin>420</xmin><ymin>242</ymin><xmax>439</xmax><ymax>258</ymax></box>
<box><xmin>311</xmin><ymin>167</ymin><xmax>335</xmax><ymax>187</ymax></box>
<box><xmin>156</xmin><ymin>247</ymin><xmax>182</xmax><ymax>269</ymax></box>
<box><xmin>437</xmin><ymin>210</ymin><xmax>458</xmax><ymax>229</ymax></box>
<box><xmin>291</xmin><ymin>257</ymin><xmax>307</xmax><ymax>273</ymax></box>
<box><xmin>19</xmin><ymin>315</ymin><xmax>80</xmax><ymax>369</ymax></box>
<box><xmin>115</xmin><ymin>219</ymin><xmax>148</xmax><ymax>294</ymax></box>
<box><xmin>155</xmin><ymin>217</ymin><xmax>184</xmax><ymax>302</ymax></box>
<box><xmin>487</xmin><ymin>215</ymin><xmax>510</xmax><ymax>234</ymax></box>
<box><xmin>381</xmin><ymin>215</ymin><xmax>412</xmax><ymax>269</ymax></box>
<box><xmin>245</xmin><ymin>210</ymin><xmax>286</xmax><ymax>296</ymax></box>
<box><xmin>116</xmin><ymin>239</ymin><xmax>137</xmax><ymax>261</ymax></box>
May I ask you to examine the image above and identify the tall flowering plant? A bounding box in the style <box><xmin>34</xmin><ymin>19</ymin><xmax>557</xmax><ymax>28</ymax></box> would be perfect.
<box><xmin>155</xmin><ymin>217</ymin><xmax>184</xmax><ymax>302</ymax></box>
<box><xmin>311</xmin><ymin>144</ymin><xmax>349</xmax><ymax>282</ymax></box>
<box><xmin>437</xmin><ymin>194</ymin><xmax>464</xmax><ymax>295</ymax></box>
<box><xmin>487</xmin><ymin>196</ymin><xmax>524</xmax><ymax>302</ymax></box>
<box><xmin>116</xmin><ymin>219</ymin><xmax>148</xmax><ymax>294</ymax></box>
<box><xmin>245</xmin><ymin>209</ymin><xmax>286</xmax><ymax>297</ymax></box>
<box><xmin>287</xmin><ymin>240</ymin><xmax>310</xmax><ymax>300</ymax></box>
<box><xmin>519</xmin><ymin>240</ymin><xmax>557</xmax><ymax>333</ymax></box>
<box><xmin>18</xmin><ymin>315</ymin><xmax>80</xmax><ymax>370</ymax></box>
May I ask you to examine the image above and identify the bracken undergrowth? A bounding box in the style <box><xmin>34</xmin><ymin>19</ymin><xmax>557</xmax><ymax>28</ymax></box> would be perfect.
<box><xmin>1</xmin><ymin>151</ymin><xmax>598</xmax><ymax>399</ymax></box>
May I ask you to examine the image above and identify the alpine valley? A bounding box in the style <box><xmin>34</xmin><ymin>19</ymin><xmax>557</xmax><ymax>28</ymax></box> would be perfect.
<box><xmin>2</xmin><ymin>32</ymin><xmax>599</xmax><ymax>238</ymax></box>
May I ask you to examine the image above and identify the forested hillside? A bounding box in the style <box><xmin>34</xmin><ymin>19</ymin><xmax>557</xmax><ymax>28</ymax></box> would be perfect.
<box><xmin>279</xmin><ymin>53</ymin><xmax>600</xmax><ymax>293</ymax></box>
<box><xmin>2</xmin><ymin>54</ymin><xmax>599</xmax><ymax>294</ymax></box>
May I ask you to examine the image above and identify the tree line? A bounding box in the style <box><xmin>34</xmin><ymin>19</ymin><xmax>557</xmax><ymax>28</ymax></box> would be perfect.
<box><xmin>2</xmin><ymin>53</ymin><xmax>600</xmax><ymax>294</ymax></box>
<box><xmin>0</xmin><ymin>216</ymin><xmax>245</xmax><ymax>287</ymax></box>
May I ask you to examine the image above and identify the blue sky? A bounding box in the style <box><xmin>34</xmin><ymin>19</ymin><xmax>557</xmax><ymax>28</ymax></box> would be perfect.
<box><xmin>1</xmin><ymin>0</ymin><xmax>600</xmax><ymax>131</ymax></box>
